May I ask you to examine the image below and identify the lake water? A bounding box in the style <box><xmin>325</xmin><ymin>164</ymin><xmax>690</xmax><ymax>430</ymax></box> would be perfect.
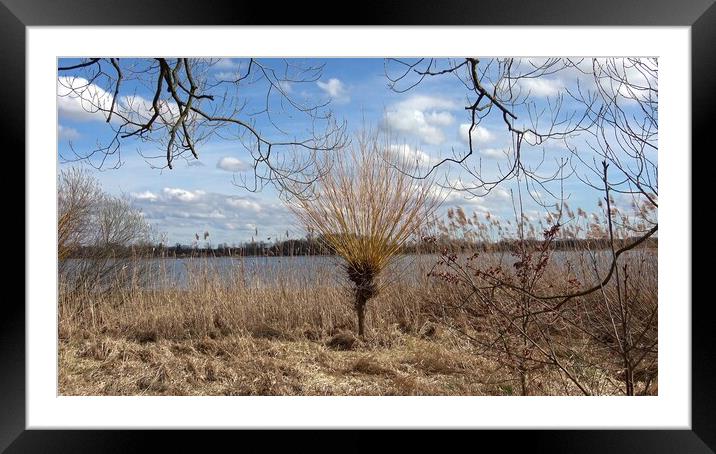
<box><xmin>141</xmin><ymin>254</ymin><xmax>439</xmax><ymax>288</ymax></box>
<box><xmin>62</xmin><ymin>248</ymin><xmax>656</xmax><ymax>289</ymax></box>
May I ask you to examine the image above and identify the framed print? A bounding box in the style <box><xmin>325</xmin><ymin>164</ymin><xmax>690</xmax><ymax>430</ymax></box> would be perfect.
<box><xmin>5</xmin><ymin>0</ymin><xmax>714</xmax><ymax>451</ymax></box>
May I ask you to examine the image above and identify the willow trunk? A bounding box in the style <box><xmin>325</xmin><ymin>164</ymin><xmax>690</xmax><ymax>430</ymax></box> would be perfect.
<box><xmin>355</xmin><ymin>297</ymin><xmax>367</xmax><ymax>337</ymax></box>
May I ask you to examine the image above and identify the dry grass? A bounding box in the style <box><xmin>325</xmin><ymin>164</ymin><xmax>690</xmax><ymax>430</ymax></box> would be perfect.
<box><xmin>58</xmin><ymin>197</ymin><xmax>657</xmax><ymax>396</ymax></box>
<box><xmin>59</xmin><ymin>256</ymin><xmax>487</xmax><ymax>396</ymax></box>
<box><xmin>60</xmin><ymin>326</ymin><xmax>500</xmax><ymax>396</ymax></box>
<box><xmin>55</xmin><ymin>254</ymin><xmax>524</xmax><ymax>395</ymax></box>
<box><xmin>59</xmin><ymin>259</ymin><xmax>428</xmax><ymax>344</ymax></box>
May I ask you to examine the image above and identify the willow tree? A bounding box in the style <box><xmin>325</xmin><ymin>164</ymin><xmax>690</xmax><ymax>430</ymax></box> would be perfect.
<box><xmin>288</xmin><ymin>133</ymin><xmax>442</xmax><ymax>336</ymax></box>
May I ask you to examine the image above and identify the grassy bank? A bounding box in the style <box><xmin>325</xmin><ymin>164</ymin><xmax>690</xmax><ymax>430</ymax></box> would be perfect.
<box><xmin>61</xmin><ymin>331</ymin><xmax>501</xmax><ymax>396</ymax></box>
<box><xmin>59</xmin><ymin>247</ymin><xmax>656</xmax><ymax>396</ymax></box>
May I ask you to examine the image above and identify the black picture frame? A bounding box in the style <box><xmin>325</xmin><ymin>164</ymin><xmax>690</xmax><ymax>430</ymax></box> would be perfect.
<box><xmin>4</xmin><ymin>0</ymin><xmax>713</xmax><ymax>452</ymax></box>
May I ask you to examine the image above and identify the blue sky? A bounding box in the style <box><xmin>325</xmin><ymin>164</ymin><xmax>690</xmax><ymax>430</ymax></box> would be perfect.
<box><xmin>57</xmin><ymin>58</ymin><xmax>656</xmax><ymax>246</ymax></box>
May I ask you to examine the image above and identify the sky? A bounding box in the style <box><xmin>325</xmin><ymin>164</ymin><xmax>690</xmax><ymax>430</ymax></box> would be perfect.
<box><xmin>57</xmin><ymin>57</ymin><xmax>657</xmax><ymax>246</ymax></box>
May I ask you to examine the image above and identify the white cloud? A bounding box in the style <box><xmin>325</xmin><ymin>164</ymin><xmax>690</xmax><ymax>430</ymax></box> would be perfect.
<box><xmin>217</xmin><ymin>156</ymin><xmax>249</xmax><ymax>172</ymax></box>
<box><xmin>616</xmin><ymin>59</ymin><xmax>658</xmax><ymax>103</ymax></box>
<box><xmin>128</xmin><ymin>187</ymin><xmax>287</xmax><ymax>244</ymax></box>
<box><xmin>440</xmin><ymin>187</ymin><xmax>483</xmax><ymax>207</ymax></box>
<box><xmin>57</xmin><ymin>76</ymin><xmax>184</xmax><ymax>126</ymax></box>
<box><xmin>57</xmin><ymin>76</ymin><xmax>114</xmax><ymax>122</ymax></box>
<box><xmin>215</xmin><ymin>71</ymin><xmax>241</xmax><ymax>81</ymax></box>
<box><xmin>480</xmin><ymin>148</ymin><xmax>507</xmax><ymax>159</ymax></box>
<box><xmin>226</xmin><ymin>198</ymin><xmax>262</xmax><ymax>212</ymax></box>
<box><xmin>489</xmin><ymin>187</ymin><xmax>512</xmax><ymax>202</ymax></box>
<box><xmin>206</xmin><ymin>210</ymin><xmax>226</xmax><ymax>219</ymax></box>
<box><xmin>437</xmin><ymin>182</ymin><xmax>513</xmax><ymax>215</ymax></box>
<box><xmin>521</xmin><ymin>130</ymin><xmax>541</xmax><ymax>145</ymax></box>
<box><xmin>213</xmin><ymin>58</ymin><xmax>241</xmax><ymax>70</ymax></box>
<box><xmin>383</xmin><ymin>95</ymin><xmax>457</xmax><ymax>145</ymax></box>
<box><xmin>163</xmin><ymin>187</ymin><xmax>205</xmax><ymax>203</ymax></box>
<box><xmin>316</xmin><ymin>78</ymin><xmax>350</xmax><ymax>103</ymax></box>
<box><xmin>424</xmin><ymin>111</ymin><xmax>454</xmax><ymax>126</ymax></box>
<box><xmin>384</xmin><ymin>111</ymin><xmax>446</xmax><ymax>145</ymax></box>
<box><xmin>459</xmin><ymin>124</ymin><xmax>495</xmax><ymax>144</ymax></box>
<box><xmin>396</xmin><ymin>95</ymin><xmax>457</xmax><ymax>112</ymax></box>
<box><xmin>278</xmin><ymin>80</ymin><xmax>293</xmax><ymax>94</ymax></box>
<box><xmin>387</xmin><ymin>144</ymin><xmax>435</xmax><ymax>167</ymax></box>
<box><xmin>58</xmin><ymin>125</ymin><xmax>80</xmax><ymax>140</ymax></box>
<box><xmin>131</xmin><ymin>191</ymin><xmax>158</xmax><ymax>201</ymax></box>
<box><xmin>569</xmin><ymin>58</ymin><xmax>657</xmax><ymax>103</ymax></box>
<box><xmin>119</xmin><ymin>94</ymin><xmax>182</xmax><ymax>126</ymax></box>
<box><xmin>518</xmin><ymin>78</ymin><xmax>563</xmax><ymax>97</ymax></box>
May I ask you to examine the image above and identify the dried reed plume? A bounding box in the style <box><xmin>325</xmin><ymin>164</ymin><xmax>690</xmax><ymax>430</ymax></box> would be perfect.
<box><xmin>287</xmin><ymin>132</ymin><xmax>442</xmax><ymax>336</ymax></box>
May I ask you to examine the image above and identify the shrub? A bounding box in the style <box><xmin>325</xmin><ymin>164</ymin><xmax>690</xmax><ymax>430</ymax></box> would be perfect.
<box><xmin>287</xmin><ymin>132</ymin><xmax>442</xmax><ymax>336</ymax></box>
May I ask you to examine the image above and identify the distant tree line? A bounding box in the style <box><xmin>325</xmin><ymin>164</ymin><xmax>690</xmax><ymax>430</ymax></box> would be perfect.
<box><xmin>63</xmin><ymin>235</ymin><xmax>657</xmax><ymax>259</ymax></box>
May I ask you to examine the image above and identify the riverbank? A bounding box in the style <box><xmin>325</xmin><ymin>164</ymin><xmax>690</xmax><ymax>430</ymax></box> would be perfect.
<box><xmin>58</xmin><ymin>249</ymin><xmax>657</xmax><ymax>396</ymax></box>
<box><xmin>60</xmin><ymin>329</ymin><xmax>508</xmax><ymax>396</ymax></box>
